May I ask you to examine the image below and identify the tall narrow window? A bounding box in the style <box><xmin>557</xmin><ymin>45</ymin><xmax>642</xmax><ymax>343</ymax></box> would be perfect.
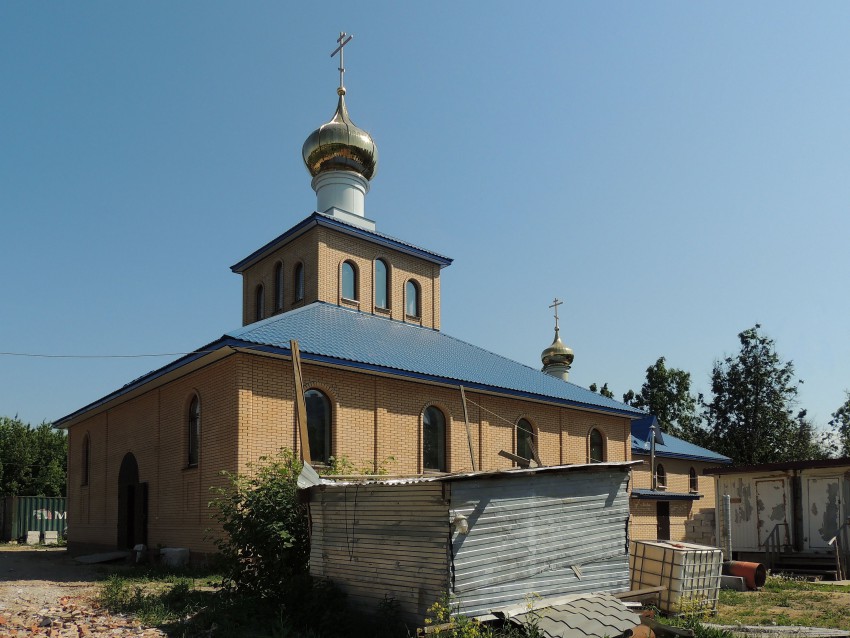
<box><xmin>341</xmin><ymin>261</ymin><xmax>357</xmax><ymax>301</ymax></box>
<box><xmin>294</xmin><ymin>263</ymin><xmax>304</xmax><ymax>302</ymax></box>
<box><xmin>81</xmin><ymin>434</ymin><xmax>90</xmax><ymax>486</ymax></box>
<box><xmin>188</xmin><ymin>395</ymin><xmax>200</xmax><ymax>468</ymax></box>
<box><xmin>255</xmin><ymin>284</ymin><xmax>265</xmax><ymax>322</ymax></box>
<box><xmin>516</xmin><ymin>419</ymin><xmax>535</xmax><ymax>462</ymax></box>
<box><xmin>656</xmin><ymin>464</ymin><xmax>667</xmax><ymax>490</ymax></box>
<box><xmin>375</xmin><ymin>259</ymin><xmax>388</xmax><ymax>309</ymax></box>
<box><xmin>689</xmin><ymin>467</ymin><xmax>698</xmax><ymax>493</ymax></box>
<box><xmin>274</xmin><ymin>261</ymin><xmax>284</xmax><ymax>311</ymax></box>
<box><xmin>406</xmin><ymin>280</ymin><xmax>420</xmax><ymax>318</ymax></box>
<box><xmin>589</xmin><ymin>428</ymin><xmax>605</xmax><ymax>463</ymax></box>
<box><xmin>423</xmin><ymin>406</ymin><xmax>446</xmax><ymax>472</ymax></box>
<box><xmin>305</xmin><ymin>389</ymin><xmax>331</xmax><ymax>464</ymax></box>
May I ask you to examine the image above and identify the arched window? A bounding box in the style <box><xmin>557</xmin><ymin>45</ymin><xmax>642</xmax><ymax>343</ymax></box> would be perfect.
<box><xmin>341</xmin><ymin>261</ymin><xmax>358</xmax><ymax>301</ymax></box>
<box><xmin>188</xmin><ymin>395</ymin><xmax>200</xmax><ymax>468</ymax></box>
<box><xmin>689</xmin><ymin>467</ymin><xmax>698</xmax><ymax>493</ymax></box>
<box><xmin>255</xmin><ymin>284</ymin><xmax>265</xmax><ymax>322</ymax></box>
<box><xmin>305</xmin><ymin>389</ymin><xmax>331</xmax><ymax>464</ymax></box>
<box><xmin>423</xmin><ymin>406</ymin><xmax>446</xmax><ymax>472</ymax></box>
<box><xmin>81</xmin><ymin>434</ymin><xmax>90</xmax><ymax>486</ymax></box>
<box><xmin>294</xmin><ymin>263</ymin><xmax>305</xmax><ymax>302</ymax></box>
<box><xmin>656</xmin><ymin>464</ymin><xmax>667</xmax><ymax>490</ymax></box>
<box><xmin>374</xmin><ymin>259</ymin><xmax>389</xmax><ymax>309</ymax></box>
<box><xmin>274</xmin><ymin>261</ymin><xmax>284</xmax><ymax>311</ymax></box>
<box><xmin>589</xmin><ymin>428</ymin><xmax>605</xmax><ymax>463</ymax></box>
<box><xmin>406</xmin><ymin>280</ymin><xmax>420</xmax><ymax>318</ymax></box>
<box><xmin>516</xmin><ymin>419</ymin><xmax>535</xmax><ymax>462</ymax></box>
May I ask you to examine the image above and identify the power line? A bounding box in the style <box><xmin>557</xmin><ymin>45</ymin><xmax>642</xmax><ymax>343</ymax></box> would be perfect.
<box><xmin>0</xmin><ymin>350</ymin><xmax>219</xmax><ymax>359</ymax></box>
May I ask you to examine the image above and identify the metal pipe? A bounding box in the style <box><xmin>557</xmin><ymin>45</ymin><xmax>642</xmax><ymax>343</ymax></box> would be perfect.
<box><xmin>649</xmin><ymin>421</ymin><xmax>657</xmax><ymax>491</ymax></box>
<box><xmin>722</xmin><ymin>493</ymin><xmax>732</xmax><ymax>559</ymax></box>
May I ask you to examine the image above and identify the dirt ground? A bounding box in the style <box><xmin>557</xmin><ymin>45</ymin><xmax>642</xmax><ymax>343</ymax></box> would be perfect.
<box><xmin>0</xmin><ymin>545</ymin><xmax>166</xmax><ymax>637</ymax></box>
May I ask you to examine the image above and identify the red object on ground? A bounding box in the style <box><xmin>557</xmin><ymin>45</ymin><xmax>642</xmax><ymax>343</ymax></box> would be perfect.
<box><xmin>723</xmin><ymin>560</ymin><xmax>767</xmax><ymax>590</ymax></box>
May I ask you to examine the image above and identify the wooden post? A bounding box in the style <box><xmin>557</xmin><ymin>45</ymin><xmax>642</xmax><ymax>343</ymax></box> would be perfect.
<box><xmin>459</xmin><ymin>386</ymin><xmax>477</xmax><ymax>471</ymax></box>
<box><xmin>290</xmin><ymin>340</ymin><xmax>311</xmax><ymax>465</ymax></box>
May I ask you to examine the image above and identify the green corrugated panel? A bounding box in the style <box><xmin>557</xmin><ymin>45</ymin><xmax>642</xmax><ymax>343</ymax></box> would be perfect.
<box><xmin>11</xmin><ymin>496</ymin><xmax>67</xmax><ymax>540</ymax></box>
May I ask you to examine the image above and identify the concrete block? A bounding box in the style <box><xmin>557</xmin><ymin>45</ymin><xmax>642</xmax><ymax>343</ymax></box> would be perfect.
<box><xmin>43</xmin><ymin>531</ymin><xmax>59</xmax><ymax>544</ymax></box>
<box><xmin>721</xmin><ymin>575</ymin><xmax>747</xmax><ymax>591</ymax></box>
<box><xmin>26</xmin><ymin>531</ymin><xmax>40</xmax><ymax>545</ymax></box>
<box><xmin>160</xmin><ymin>547</ymin><xmax>190</xmax><ymax>568</ymax></box>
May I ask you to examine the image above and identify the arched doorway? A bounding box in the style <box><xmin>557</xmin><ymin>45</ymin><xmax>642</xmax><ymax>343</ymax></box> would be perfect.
<box><xmin>117</xmin><ymin>453</ymin><xmax>148</xmax><ymax>549</ymax></box>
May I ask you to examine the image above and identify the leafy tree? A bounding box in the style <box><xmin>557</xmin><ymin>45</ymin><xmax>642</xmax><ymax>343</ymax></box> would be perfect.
<box><xmin>828</xmin><ymin>391</ymin><xmax>850</xmax><ymax>457</ymax></box>
<box><xmin>208</xmin><ymin>449</ymin><xmax>309</xmax><ymax>600</ymax></box>
<box><xmin>0</xmin><ymin>417</ymin><xmax>67</xmax><ymax>496</ymax></box>
<box><xmin>589</xmin><ymin>382</ymin><xmax>614</xmax><ymax>399</ymax></box>
<box><xmin>622</xmin><ymin>357</ymin><xmax>702</xmax><ymax>440</ymax></box>
<box><xmin>702</xmin><ymin>324</ymin><xmax>817</xmax><ymax>465</ymax></box>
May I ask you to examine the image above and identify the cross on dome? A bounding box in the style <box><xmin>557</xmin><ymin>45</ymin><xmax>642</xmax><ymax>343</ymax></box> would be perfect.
<box><xmin>330</xmin><ymin>32</ymin><xmax>353</xmax><ymax>95</ymax></box>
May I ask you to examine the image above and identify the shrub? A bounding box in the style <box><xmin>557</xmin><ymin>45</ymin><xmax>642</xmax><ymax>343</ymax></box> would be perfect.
<box><xmin>208</xmin><ymin>449</ymin><xmax>309</xmax><ymax>600</ymax></box>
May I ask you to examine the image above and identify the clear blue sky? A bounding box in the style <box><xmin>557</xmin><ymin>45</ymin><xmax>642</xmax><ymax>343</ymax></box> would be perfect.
<box><xmin>2</xmin><ymin>2</ymin><xmax>848</xmax><ymax>433</ymax></box>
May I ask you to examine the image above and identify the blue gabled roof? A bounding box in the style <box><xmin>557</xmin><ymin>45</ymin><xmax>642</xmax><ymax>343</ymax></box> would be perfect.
<box><xmin>55</xmin><ymin>302</ymin><xmax>647</xmax><ymax>427</ymax></box>
<box><xmin>230</xmin><ymin>212</ymin><xmax>453</xmax><ymax>273</ymax></box>
<box><xmin>227</xmin><ymin>302</ymin><xmax>645</xmax><ymax>416</ymax></box>
<box><xmin>631</xmin><ymin>415</ymin><xmax>731</xmax><ymax>464</ymax></box>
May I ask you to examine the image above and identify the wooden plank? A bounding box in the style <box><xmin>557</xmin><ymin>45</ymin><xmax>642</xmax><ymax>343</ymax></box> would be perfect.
<box><xmin>290</xmin><ymin>340</ymin><xmax>311</xmax><ymax>465</ymax></box>
<box><xmin>459</xmin><ymin>385</ymin><xmax>477</xmax><ymax>471</ymax></box>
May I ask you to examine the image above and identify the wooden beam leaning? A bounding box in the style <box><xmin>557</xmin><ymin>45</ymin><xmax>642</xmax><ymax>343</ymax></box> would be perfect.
<box><xmin>290</xmin><ymin>339</ymin><xmax>312</xmax><ymax>465</ymax></box>
<box><xmin>459</xmin><ymin>386</ymin><xmax>477</xmax><ymax>471</ymax></box>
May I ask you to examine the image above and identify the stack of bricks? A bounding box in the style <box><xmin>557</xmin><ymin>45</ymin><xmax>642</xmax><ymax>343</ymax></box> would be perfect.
<box><xmin>685</xmin><ymin>509</ymin><xmax>717</xmax><ymax>546</ymax></box>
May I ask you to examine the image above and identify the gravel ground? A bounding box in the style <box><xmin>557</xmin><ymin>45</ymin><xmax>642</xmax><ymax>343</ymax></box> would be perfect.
<box><xmin>0</xmin><ymin>545</ymin><xmax>166</xmax><ymax>637</ymax></box>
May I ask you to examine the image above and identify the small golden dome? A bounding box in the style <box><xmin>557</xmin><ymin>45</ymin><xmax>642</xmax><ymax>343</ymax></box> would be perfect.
<box><xmin>541</xmin><ymin>328</ymin><xmax>574</xmax><ymax>368</ymax></box>
<box><xmin>302</xmin><ymin>92</ymin><xmax>378</xmax><ymax>181</ymax></box>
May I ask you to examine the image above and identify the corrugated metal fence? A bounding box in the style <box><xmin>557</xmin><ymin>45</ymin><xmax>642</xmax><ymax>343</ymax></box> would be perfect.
<box><xmin>1</xmin><ymin>496</ymin><xmax>67</xmax><ymax>542</ymax></box>
<box><xmin>450</xmin><ymin>468</ymin><xmax>631</xmax><ymax>617</ymax></box>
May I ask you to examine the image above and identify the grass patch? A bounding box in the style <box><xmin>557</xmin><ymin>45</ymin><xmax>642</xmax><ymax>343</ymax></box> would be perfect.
<box><xmin>711</xmin><ymin>575</ymin><xmax>850</xmax><ymax>630</ymax></box>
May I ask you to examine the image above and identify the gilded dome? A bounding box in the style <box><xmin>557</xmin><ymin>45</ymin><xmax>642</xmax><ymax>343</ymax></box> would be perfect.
<box><xmin>541</xmin><ymin>328</ymin><xmax>574</xmax><ymax>368</ymax></box>
<box><xmin>302</xmin><ymin>90</ymin><xmax>378</xmax><ymax>181</ymax></box>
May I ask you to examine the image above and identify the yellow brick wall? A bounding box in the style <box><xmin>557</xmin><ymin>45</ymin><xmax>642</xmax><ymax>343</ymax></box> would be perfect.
<box><xmin>67</xmin><ymin>350</ymin><xmax>636</xmax><ymax>555</ymax></box>
<box><xmin>66</xmin><ymin>357</ymin><xmax>240</xmax><ymax>554</ymax></box>
<box><xmin>239</xmin><ymin>225</ymin><xmax>442</xmax><ymax>329</ymax></box>
<box><xmin>234</xmin><ymin>353</ymin><xmax>632</xmax><ymax>475</ymax></box>
<box><xmin>629</xmin><ymin>456</ymin><xmax>719</xmax><ymax>543</ymax></box>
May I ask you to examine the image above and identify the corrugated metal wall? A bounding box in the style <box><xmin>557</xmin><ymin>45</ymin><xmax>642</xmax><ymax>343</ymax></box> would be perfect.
<box><xmin>309</xmin><ymin>482</ymin><xmax>450</xmax><ymax>624</ymax></box>
<box><xmin>1</xmin><ymin>496</ymin><xmax>68</xmax><ymax>541</ymax></box>
<box><xmin>449</xmin><ymin>468</ymin><xmax>631</xmax><ymax>617</ymax></box>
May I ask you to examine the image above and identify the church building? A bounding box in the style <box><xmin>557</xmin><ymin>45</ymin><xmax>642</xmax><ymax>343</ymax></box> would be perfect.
<box><xmin>56</xmin><ymin>38</ymin><xmax>721</xmax><ymax>555</ymax></box>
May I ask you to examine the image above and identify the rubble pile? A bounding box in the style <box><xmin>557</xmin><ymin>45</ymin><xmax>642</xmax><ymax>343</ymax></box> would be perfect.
<box><xmin>0</xmin><ymin>595</ymin><xmax>167</xmax><ymax>638</ymax></box>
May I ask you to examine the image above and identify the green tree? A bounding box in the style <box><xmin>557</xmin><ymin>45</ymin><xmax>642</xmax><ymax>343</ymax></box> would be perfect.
<box><xmin>0</xmin><ymin>417</ymin><xmax>66</xmax><ymax>496</ymax></box>
<box><xmin>828</xmin><ymin>391</ymin><xmax>850</xmax><ymax>457</ymax></box>
<box><xmin>702</xmin><ymin>324</ymin><xmax>815</xmax><ymax>465</ymax></box>
<box><xmin>589</xmin><ymin>382</ymin><xmax>614</xmax><ymax>399</ymax></box>
<box><xmin>208</xmin><ymin>449</ymin><xmax>309</xmax><ymax>600</ymax></box>
<box><xmin>622</xmin><ymin>357</ymin><xmax>702</xmax><ymax>441</ymax></box>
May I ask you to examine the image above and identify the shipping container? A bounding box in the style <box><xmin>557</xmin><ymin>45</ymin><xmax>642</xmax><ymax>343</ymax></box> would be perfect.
<box><xmin>1</xmin><ymin>496</ymin><xmax>68</xmax><ymax>542</ymax></box>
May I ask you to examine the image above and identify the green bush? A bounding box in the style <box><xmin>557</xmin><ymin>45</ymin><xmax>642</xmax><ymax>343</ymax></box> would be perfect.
<box><xmin>208</xmin><ymin>449</ymin><xmax>309</xmax><ymax>600</ymax></box>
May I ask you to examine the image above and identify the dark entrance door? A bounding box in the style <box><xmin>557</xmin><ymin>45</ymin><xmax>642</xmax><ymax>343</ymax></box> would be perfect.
<box><xmin>117</xmin><ymin>453</ymin><xmax>148</xmax><ymax>549</ymax></box>
<box><xmin>656</xmin><ymin>501</ymin><xmax>670</xmax><ymax>541</ymax></box>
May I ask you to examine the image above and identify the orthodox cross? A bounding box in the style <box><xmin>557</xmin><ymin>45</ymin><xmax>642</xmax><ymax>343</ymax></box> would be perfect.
<box><xmin>330</xmin><ymin>32</ymin><xmax>354</xmax><ymax>92</ymax></box>
<box><xmin>549</xmin><ymin>298</ymin><xmax>563</xmax><ymax>331</ymax></box>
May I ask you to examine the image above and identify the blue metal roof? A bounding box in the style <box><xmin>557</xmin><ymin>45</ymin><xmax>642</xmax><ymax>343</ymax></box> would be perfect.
<box><xmin>631</xmin><ymin>416</ymin><xmax>731</xmax><ymax>464</ymax></box>
<box><xmin>230</xmin><ymin>212</ymin><xmax>453</xmax><ymax>273</ymax></box>
<box><xmin>630</xmin><ymin>489</ymin><xmax>702</xmax><ymax>501</ymax></box>
<box><xmin>55</xmin><ymin>302</ymin><xmax>647</xmax><ymax>427</ymax></box>
<box><xmin>227</xmin><ymin>302</ymin><xmax>645</xmax><ymax>416</ymax></box>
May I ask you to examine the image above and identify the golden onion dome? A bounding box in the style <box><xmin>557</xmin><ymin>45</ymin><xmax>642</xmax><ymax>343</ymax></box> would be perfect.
<box><xmin>302</xmin><ymin>88</ymin><xmax>378</xmax><ymax>181</ymax></box>
<box><xmin>541</xmin><ymin>328</ymin><xmax>575</xmax><ymax>368</ymax></box>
